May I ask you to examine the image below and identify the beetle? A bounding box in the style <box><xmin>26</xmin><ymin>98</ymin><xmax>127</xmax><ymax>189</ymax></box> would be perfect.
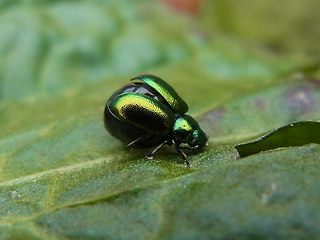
<box><xmin>104</xmin><ymin>74</ymin><xmax>207</xmax><ymax>167</ymax></box>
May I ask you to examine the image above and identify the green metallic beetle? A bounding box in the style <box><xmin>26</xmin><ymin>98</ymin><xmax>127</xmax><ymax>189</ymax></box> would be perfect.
<box><xmin>104</xmin><ymin>74</ymin><xmax>207</xmax><ymax>167</ymax></box>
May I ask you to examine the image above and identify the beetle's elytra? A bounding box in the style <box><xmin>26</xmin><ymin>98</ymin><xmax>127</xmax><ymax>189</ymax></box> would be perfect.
<box><xmin>104</xmin><ymin>74</ymin><xmax>207</xmax><ymax>167</ymax></box>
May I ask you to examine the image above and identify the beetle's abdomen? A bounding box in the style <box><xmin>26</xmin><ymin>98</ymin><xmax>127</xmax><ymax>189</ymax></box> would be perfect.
<box><xmin>104</xmin><ymin>81</ymin><xmax>177</xmax><ymax>147</ymax></box>
<box><xmin>108</xmin><ymin>92</ymin><xmax>175</xmax><ymax>135</ymax></box>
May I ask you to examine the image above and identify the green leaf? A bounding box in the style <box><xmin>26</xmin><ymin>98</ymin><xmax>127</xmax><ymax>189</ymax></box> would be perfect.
<box><xmin>1</xmin><ymin>1</ymin><xmax>320</xmax><ymax>239</ymax></box>
<box><xmin>235</xmin><ymin>121</ymin><xmax>320</xmax><ymax>157</ymax></box>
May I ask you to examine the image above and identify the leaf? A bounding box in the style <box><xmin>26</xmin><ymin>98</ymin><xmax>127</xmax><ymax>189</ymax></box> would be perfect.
<box><xmin>235</xmin><ymin>121</ymin><xmax>320</xmax><ymax>157</ymax></box>
<box><xmin>1</xmin><ymin>1</ymin><xmax>320</xmax><ymax>239</ymax></box>
<box><xmin>34</xmin><ymin>145</ymin><xmax>320</xmax><ymax>240</ymax></box>
<box><xmin>199</xmin><ymin>80</ymin><xmax>320</xmax><ymax>144</ymax></box>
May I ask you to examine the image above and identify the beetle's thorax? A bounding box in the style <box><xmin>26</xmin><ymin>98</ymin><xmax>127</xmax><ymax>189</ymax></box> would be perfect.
<box><xmin>172</xmin><ymin>115</ymin><xmax>194</xmax><ymax>142</ymax></box>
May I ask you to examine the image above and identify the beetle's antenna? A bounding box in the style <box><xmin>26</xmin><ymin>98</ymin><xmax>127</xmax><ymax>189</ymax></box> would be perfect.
<box><xmin>127</xmin><ymin>134</ymin><xmax>150</xmax><ymax>148</ymax></box>
<box><xmin>174</xmin><ymin>143</ymin><xmax>190</xmax><ymax>167</ymax></box>
<box><xmin>145</xmin><ymin>140</ymin><xmax>168</xmax><ymax>159</ymax></box>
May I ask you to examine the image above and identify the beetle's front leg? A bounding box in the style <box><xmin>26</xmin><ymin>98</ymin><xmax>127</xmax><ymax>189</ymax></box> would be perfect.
<box><xmin>173</xmin><ymin>141</ymin><xmax>190</xmax><ymax>167</ymax></box>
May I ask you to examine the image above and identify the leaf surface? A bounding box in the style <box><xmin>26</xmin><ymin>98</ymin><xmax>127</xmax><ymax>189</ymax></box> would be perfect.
<box><xmin>1</xmin><ymin>0</ymin><xmax>320</xmax><ymax>239</ymax></box>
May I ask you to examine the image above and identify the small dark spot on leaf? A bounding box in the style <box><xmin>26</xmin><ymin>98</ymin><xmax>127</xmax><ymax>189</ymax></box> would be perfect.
<box><xmin>285</xmin><ymin>86</ymin><xmax>316</xmax><ymax>114</ymax></box>
<box><xmin>307</xmin><ymin>78</ymin><xmax>320</xmax><ymax>88</ymax></box>
<box><xmin>200</xmin><ymin>108</ymin><xmax>226</xmax><ymax>136</ymax></box>
<box><xmin>201</xmin><ymin>108</ymin><xmax>226</xmax><ymax>123</ymax></box>
<box><xmin>255</xmin><ymin>97</ymin><xmax>266</xmax><ymax>111</ymax></box>
<box><xmin>9</xmin><ymin>190</ymin><xmax>21</xmax><ymax>199</ymax></box>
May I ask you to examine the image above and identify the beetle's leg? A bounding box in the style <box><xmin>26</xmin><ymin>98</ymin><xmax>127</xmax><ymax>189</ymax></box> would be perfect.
<box><xmin>127</xmin><ymin>134</ymin><xmax>150</xmax><ymax>148</ymax></box>
<box><xmin>145</xmin><ymin>140</ymin><xmax>168</xmax><ymax>160</ymax></box>
<box><xmin>174</xmin><ymin>143</ymin><xmax>190</xmax><ymax>167</ymax></box>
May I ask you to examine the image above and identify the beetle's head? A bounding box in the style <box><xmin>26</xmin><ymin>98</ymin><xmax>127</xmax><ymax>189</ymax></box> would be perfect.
<box><xmin>173</xmin><ymin>115</ymin><xmax>208</xmax><ymax>150</ymax></box>
<box><xmin>188</xmin><ymin>128</ymin><xmax>208</xmax><ymax>150</ymax></box>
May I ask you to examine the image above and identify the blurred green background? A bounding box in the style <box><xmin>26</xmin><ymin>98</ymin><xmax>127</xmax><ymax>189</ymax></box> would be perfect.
<box><xmin>0</xmin><ymin>0</ymin><xmax>320</xmax><ymax>239</ymax></box>
<box><xmin>1</xmin><ymin>0</ymin><xmax>319</xmax><ymax>102</ymax></box>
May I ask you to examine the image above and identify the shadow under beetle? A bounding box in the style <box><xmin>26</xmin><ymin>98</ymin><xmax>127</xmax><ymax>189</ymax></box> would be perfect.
<box><xmin>104</xmin><ymin>75</ymin><xmax>208</xmax><ymax>167</ymax></box>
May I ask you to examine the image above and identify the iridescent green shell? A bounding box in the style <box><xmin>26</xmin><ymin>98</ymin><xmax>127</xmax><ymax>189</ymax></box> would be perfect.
<box><xmin>131</xmin><ymin>75</ymin><xmax>188</xmax><ymax>114</ymax></box>
<box><xmin>107</xmin><ymin>92</ymin><xmax>175</xmax><ymax>136</ymax></box>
